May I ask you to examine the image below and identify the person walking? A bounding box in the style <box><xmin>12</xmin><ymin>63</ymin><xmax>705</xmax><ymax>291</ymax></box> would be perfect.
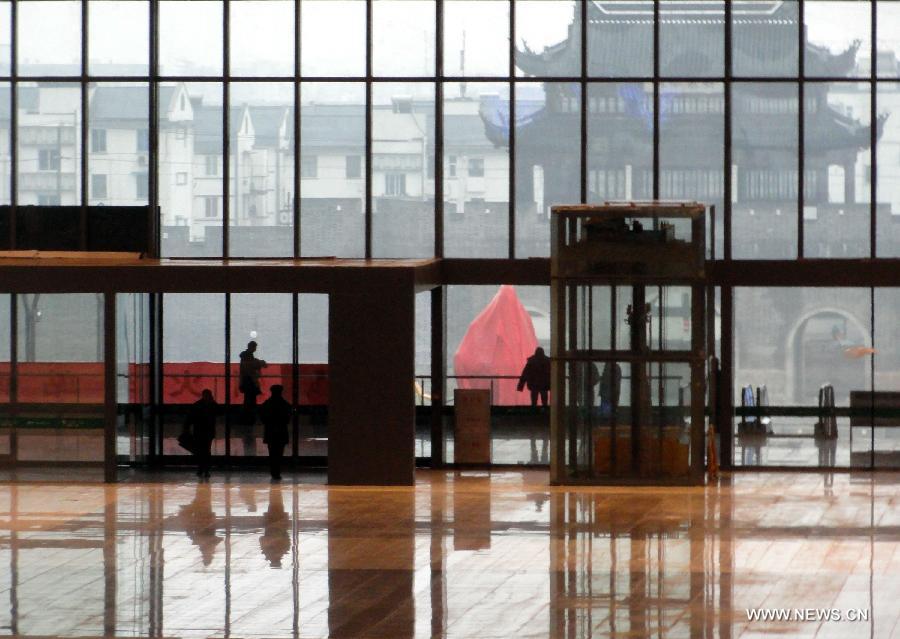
<box><xmin>259</xmin><ymin>384</ymin><xmax>291</xmax><ymax>480</ymax></box>
<box><xmin>184</xmin><ymin>388</ymin><xmax>218</xmax><ymax>479</ymax></box>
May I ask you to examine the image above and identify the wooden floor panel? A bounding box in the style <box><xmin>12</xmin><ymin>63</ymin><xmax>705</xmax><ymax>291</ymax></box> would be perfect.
<box><xmin>0</xmin><ymin>470</ymin><xmax>897</xmax><ymax>638</ymax></box>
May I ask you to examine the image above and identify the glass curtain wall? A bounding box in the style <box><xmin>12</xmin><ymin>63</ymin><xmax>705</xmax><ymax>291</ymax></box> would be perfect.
<box><xmin>13</xmin><ymin>0</ymin><xmax>898</xmax><ymax>261</ymax></box>
<box><xmin>0</xmin><ymin>1</ymin><xmax>899</xmax><ymax>470</ymax></box>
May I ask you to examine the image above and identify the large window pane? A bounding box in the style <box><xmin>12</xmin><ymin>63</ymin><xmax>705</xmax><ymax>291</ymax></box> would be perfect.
<box><xmin>803</xmin><ymin>82</ymin><xmax>870</xmax><ymax>258</ymax></box>
<box><xmin>660</xmin><ymin>83</ymin><xmax>725</xmax><ymax>258</ymax></box>
<box><xmin>876</xmin><ymin>82</ymin><xmax>900</xmax><ymax>256</ymax></box>
<box><xmin>588</xmin><ymin>82</ymin><xmax>653</xmax><ymax>206</ymax></box>
<box><xmin>414</xmin><ymin>291</ymin><xmax>431</xmax><ymax>457</ymax></box>
<box><xmin>447</xmin><ymin>285</ymin><xmax>550</xmax><ymax>464</ymax></box>
<box><xmin>88</xmin><ymin>83</ymin><xmax>149</xmax><ymax>206</ymax></box>
<box><xmin>372</xmin><ymin>82</ymin><xmax>434</xmax><ymax>258</ymax></box>
<box><xmin>230</xmin><ymin>0</ymin><xmax>294</xmax><ymax>77</ymax></box>
<box><xmin>587</xmin><ymin>1</ymin><xmax>651</xmax><ymax>77</ymax></box>
<box><xmin>300</xmin><ymin>0</ymin><xmax>365</xmax><ymax>76</ymax></box>
<box><xmin>17</xmin><ymin>83</ymin><xmax>82</xmax><ymax>206</ymax></box>
<box><xmin>732</xmin><ymin>82</ymin><xmax>798</xmax><ymax>259</ymax></box>
<box><xmin>298</xmin><ymin>294</ymin><xmax>327</xmax><ymax>457</ymax></box>
<box><xmin>0</xmin><ymin>83</ymin><xmax>9</xmax><ymax>206</ymax></box>
<box><xmin>162</xmin><ymin>294</ymin><xmax>225</xmax><ymax>457</ymax></box>
<box><xmin>116</xmin><ymin>293</ymin><xmax>151</xmax><ymax>464</ymax></box>
<box><xmin>300</xmin><ymin>82</ymin><xmax>365</xmax><ymax>257</ymax></box>
<box><xmin>877</xmin><ymin>1</ymin><xmax>900</xmax><ymax>77</ymax></box>
<box><xmin>372</xmin><ymin>0</ymin><xmax>435</xmax><ymax>77</ymax></box>
<box><xmin>88</xmin><ymin>0</ymin><xmax>149</xmax><ymax>76</ymax></box>
<box><xmin>17</xmin><ymin>1</ymin><xmax>81</xmax><ymax>76</ymax></box>
<box><xmin>732</xmin><ymin>0</ymin><xmax>799</xmax><ymax>77</ymax></box>
<box><xmin>444</xmin><ymin>0</ymin><xmax>509</xmax><ymax>77</ymax></box>
<box><xmin>516</xmin><ymin>81</ymin><xmax>580</xmax><ymax>258</ymax></box>
<box><xmin>159</xmin><ymin>1</ymin><xmax>223</xmax><ymax>77</ymax></box>
<box><xmin>0</xmin><ymin>295</ymin><xmax>9</xmax><ymax>458</ymax></box>
<box><xmin>0</xmin><ymin>2</ymin><xmax>10</xmax><ymax>77</ymax></box>
<box><xmin>160</xmin><ymin>82</ymin><xmax>222</xmax><ymax>257</ymax></box>
<box><xmin>805</xmin><ymin>1</ymin><xmax>870</xmax><ymax>79</ymax></box>
<box><xmin>734</xmin><ymin>287</ymin><xmax>871</xmax><ymax>468</ymax></box>
<box><xmin>229</xmin><ymin>82</ymin><xmax>294</xmax><ymax>257</ymax></box>
<box><xmin>516</xmin><ymin>0</ymin><xmax>580</xmax><ymax>77</ymax></box>
<box><xmin>872</xmin><ymin>289</ymin><xmax>900</xmax><ymax>468</ymax></box>
<box><xmin>16</xmin><ymin>294</ymin><xmax>104</xmax><ymax>463</ymax></box>
<box><xmin>444</xmin><ymin>82</ymin><xmax>509</xmax><ymax>257</ymax></box>
<box><xmin>660</xmin><ymin>3</ymin><xmax>723</xmax><ymax>77</ymax></box>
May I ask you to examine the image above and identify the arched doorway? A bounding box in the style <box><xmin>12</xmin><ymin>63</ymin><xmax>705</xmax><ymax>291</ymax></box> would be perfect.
<box><xmin>788</xmin><ymin>309</ymin><xmax>870</xmax><ymax>405</ymax></box>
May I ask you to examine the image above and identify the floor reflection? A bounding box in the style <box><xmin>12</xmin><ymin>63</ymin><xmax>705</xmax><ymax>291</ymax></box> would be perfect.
<box><xmin>0</xmin><ymin>470</ymin><xmax>897</xmax><ymax>638</ymax></box>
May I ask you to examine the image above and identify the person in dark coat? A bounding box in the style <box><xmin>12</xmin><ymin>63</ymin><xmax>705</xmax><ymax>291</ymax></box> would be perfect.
<box><xmin>259</xmin><ymin>384</ymin><xmax>291</xmax><ymax>480</ymax></box>
<box><xmin>238</xmin><ymin>341</ymin><xmax>267</xmax><ymax>456</ymax></box>
<box><xmin>185</xmin><ymin>388</ymin><xmax>218</xmax><ymax>479</ymax></box>
<box><xmin>517</xmin><ymin>347</ymin><xmax>551</xmax><ymax>407</ymax></box>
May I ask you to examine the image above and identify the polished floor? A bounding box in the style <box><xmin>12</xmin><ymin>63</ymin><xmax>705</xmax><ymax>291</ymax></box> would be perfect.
<box><xmin>0</xmin><ymin>470</ymin><xmax>898</xmax><ymax>638</ymax></box>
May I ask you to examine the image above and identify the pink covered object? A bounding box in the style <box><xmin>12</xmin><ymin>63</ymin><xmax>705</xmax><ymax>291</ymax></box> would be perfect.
<box><xmin>453</xmin><ymin>285</ymin><xmax>539</xmax><ymax>405</ymax></box>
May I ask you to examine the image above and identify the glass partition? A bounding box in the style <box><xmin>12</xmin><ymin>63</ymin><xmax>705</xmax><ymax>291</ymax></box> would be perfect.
<box><xmin>116</xmin><ymin>293</ymin><xmax>151</xmax><ymax>466</ymax></box>
<box><xmin>447</xmin><ymin>284</ymin><xmax>550</xmax><ymax>465</ymax></box>
<box><xmin>733</xmin><ymin>287</ymin><xmax>872</xmax><ymax>467</ymax></box>
<box><xmin>0</xmin><ymin>294</ymin><xmax>9</xmax><ymax>461</ymax></box>
<box><xmin>15</xmin><ymin>294</ymin><xmax>104</xmax><ymax>463</ymax></box>
<box><xmin>298</xmin><ymin>294</ymin><xmax>328</xmax><ymax>458</ymax></box>
<box><xmin>162</xmin><ymin>293</ymin><xmax>225</xmax><ymax>458</ymax></box>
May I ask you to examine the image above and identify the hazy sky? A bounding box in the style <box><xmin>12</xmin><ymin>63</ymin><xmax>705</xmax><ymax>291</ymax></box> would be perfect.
<box><xmin>4</xmin><ymin>1</ymin><xmax>893</xmax><ymax>78</ymax></box>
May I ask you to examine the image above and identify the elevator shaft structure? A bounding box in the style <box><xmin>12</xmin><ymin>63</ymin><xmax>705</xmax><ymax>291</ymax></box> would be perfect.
<box><xmin>550</xmin><ymin>202</ymin><xmax>707</xmax><ymax>485</ymax></box>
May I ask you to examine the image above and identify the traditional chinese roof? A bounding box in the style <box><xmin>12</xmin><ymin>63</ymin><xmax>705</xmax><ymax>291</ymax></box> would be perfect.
<box><xmin>515</xmin><ymin>1</ymin><xmax>858</xmax><ymax>78</ymax></box>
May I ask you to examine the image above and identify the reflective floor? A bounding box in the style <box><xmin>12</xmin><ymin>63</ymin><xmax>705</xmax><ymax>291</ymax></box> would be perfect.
<box><xmin>0</xmin><ymin>470</ymin><xmax>898</xmax><ymax>638</ymax></box>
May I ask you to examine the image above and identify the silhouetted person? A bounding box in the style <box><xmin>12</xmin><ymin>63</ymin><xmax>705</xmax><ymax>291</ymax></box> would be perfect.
<box><xmin>185</xmin><ymin>388</ymin><xmax>218</xmax><ymax>479</ymax></box>
<box><xmin>517</xmin><ymin>347</ymin><xmax>551</xmax><ymax>407</ymax></box>
<box><xmin>239</xmin><ymin>340</ymin><xmax>267</xmax><ymax>456</ymax></box>
<box><xmin>260</xmin><ymin>384</ymin><xmax>291</xmax><ymax>480</ymax></box>
<box><xmin>178</xmin><ymin>483</ymin><xmax>222</xmax><ymax>566</ymax></box>
<box><xmin>599</xmin><ymin>362</ymin><xmax>622</xmax><ymax>419</ymax></box>
<box><xmin>260</xmin><ymin>485</ymin><xmax>290</xmax><ymax>568</ymax></box>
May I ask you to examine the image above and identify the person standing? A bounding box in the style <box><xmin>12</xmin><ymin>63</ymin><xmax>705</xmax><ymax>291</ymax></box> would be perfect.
<box><xmin>185</xmin><ymin>389</ymin><xmax>218</xmax><ymax>479</ymax></box>
<box><xmin>259</xmin><ymin>384</ymin><xmax>291</xmax><ymax>480</ymax></box>
<box><xmin>517</xmin><ymin>347</ymin><xmax>551</xmax><ymax>407</ymax></box>
<box><xmin>238</xmin><ymin>340</ymin><xmax>267</xmax><ymax>456</ymax></box>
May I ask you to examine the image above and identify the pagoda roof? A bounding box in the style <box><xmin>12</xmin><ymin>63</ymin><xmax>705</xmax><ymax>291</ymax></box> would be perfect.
<box><xmin>516</xmin><ymin>1</ymin><xmax>858</xmax><ymax>78</ymax></box>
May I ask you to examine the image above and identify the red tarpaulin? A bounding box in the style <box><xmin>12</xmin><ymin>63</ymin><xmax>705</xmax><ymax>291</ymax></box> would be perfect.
<box><xmin>1</xmin><ymin>362</ymin><xmax>328</xmax><ymax>405</ymax></box>
<box><xmin>452</xmin><ymin>285</ymin><xmax>539</xmax><ymax>406</ymax></box>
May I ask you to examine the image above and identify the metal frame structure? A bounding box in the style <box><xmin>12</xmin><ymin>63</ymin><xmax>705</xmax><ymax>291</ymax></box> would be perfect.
<box><xmin>0</xmin><ymin>0</ymin><xmax>888</xmax><ymax>259</ymax></box>
<box><xmin>550</xmin><ymin>203</ymin><xmax>707</xmax><ymax>485</ymax></box>
<box><xmin>0</xmin><ymin>1</ymin><xmax>897</xmax><ymax>472</ymax></box>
